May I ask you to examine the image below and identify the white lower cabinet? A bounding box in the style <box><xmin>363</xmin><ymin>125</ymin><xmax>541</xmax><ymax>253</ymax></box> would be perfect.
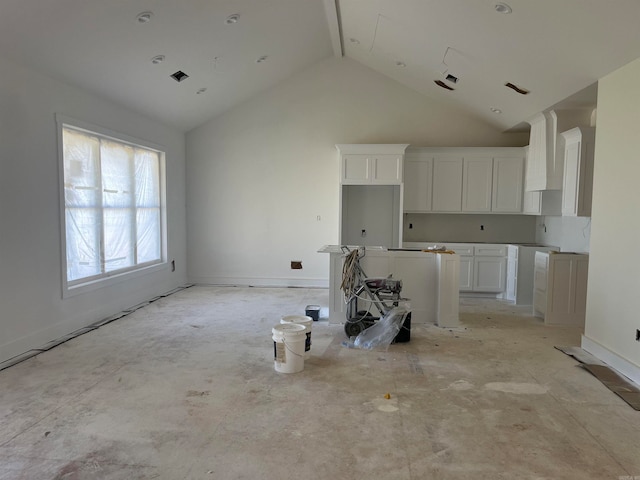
<box><xmin>533</xmin><ymin>252</ymin><xmax>589</xmax><ymax>326</ymax></box>
<box><xmin>505</xmin><ymin>246</ymin><xmax>518</xmax><ymax>302</ymax></box>
<box><xmin>474</xmin><ymin>256</ymin><xmax>507</xmax><ymax>292</ymax></box>
<box><xmin>459</xmin><ymin>255</ymin><xmax>473</xmax><ymax>291</ymax></box>
<box><xmin>449</xmin><ymin>244</ymin><xmax>506</xmax><ymax>293</ymax></box>
<box><xmin>506</xmin><ymin>245</ymin><xmax>559</xmax><ymax>305</ymax></box>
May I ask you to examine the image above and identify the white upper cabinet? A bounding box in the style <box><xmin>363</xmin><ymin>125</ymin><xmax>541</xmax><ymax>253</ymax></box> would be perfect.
<box><xmin>432</xmin><ymin>157</ymin><xmax>463</xmax><ymax>212</ymax></box>
<box><xmin>492</xmin><ymin>156</ymin><xmax>524</xmax><ymax>213</ymax></box>
<box><xmin>525</xmin><ymin>111</ymin><xmax>564</xmax><ymax>191</ymax></box>
<box><xmin>341</xmin><ymin>154</ymin><xmax>369</xmax><ymax>184</ymax></box>
<box><xmin>403</xmin><ymin>156</ymin><xmax>432</xmax><ymax>212</ymax></box>
<box><xmin>337</xmin><ymin>144</ymin><xmax>409</xmax><ymax>185</ymax></box>
<box><xmin>561</xmin><ymin>127</ymin><xmax>595</xmax><ymax>217</ymax></box>
<box><xmin>462</xmin><ymin>157</ymin><xmax>493</xmax><ymax>212</ymax></box>
<box><xmin>403</xmin><ymin>147</ymin><xmax>524</xmax><ymax>214</ymax></box>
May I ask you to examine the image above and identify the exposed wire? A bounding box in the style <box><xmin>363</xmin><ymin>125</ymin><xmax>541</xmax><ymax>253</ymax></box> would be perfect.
<box><xmin>340</xmin><ymin>248</ymin><xmax>360</xmax><ymax>300</ymax></box>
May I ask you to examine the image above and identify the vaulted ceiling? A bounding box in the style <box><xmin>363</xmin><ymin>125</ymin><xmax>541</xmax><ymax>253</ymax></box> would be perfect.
<box><xmin>2</xmin><ymin>0</ymin><xmax>639</xmax><ymax>132</ymax></box>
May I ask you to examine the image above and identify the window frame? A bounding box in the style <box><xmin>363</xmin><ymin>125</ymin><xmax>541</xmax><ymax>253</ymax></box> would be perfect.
<box><xmin>56</xmin><ymin>114</ymin><xmax>168</xmax><ymax>298</ymax></box>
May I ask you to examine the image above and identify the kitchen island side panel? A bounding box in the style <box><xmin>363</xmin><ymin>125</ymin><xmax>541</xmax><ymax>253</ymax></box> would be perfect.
<box><xmin>320</xmin><ymin>247</ymin><xmax>458</xmax><ymax>326</ymax></box>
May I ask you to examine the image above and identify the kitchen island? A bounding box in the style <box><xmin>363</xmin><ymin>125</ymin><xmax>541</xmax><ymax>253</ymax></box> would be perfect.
<box><xmin>318</xmin><ymin>246</ymin><xmax>460</xmax><ymax>327</ymax></box>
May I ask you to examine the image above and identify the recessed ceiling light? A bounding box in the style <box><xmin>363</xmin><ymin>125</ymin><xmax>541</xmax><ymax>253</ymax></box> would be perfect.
<box><xmin>151</xmin><ymin>55</ymin><xmax>165</xmax><ymax>65</ymax></box>
<box><xmin>349</xmin><ymin>38</ymin><xmax>360</xmax><ymax>45</ymax></box>
<box><xmin>256</xmin><ymin>55</ymin><xmax>268</xmax><ymax>63</ymax></box>
<box><xmin>395</xmin><ymin>61</ymin><xmax>406</xmax><ymax>68</ymax></box>
<box><xmin>490</xmin><ymin>107</ymin><xmax>503</xmax><ymax>114</ymax></box>
<box><xmin>136</xmin><ymin>11</ymin><xmax>153</xmax><ymax>23</ymax></box>
<box><xmin>494</xmin><ymin>2</ymin><xmax>512</xmax><ymax>14</ymax></box>
<box><xmin>196</xmin><ymin>88</ymin><xmax>207</xmax><ymax>95</ymax></box>
<box><xmin>225</xmin><ymin>14</ymin><xmax>240</xmax><ymax>24</ymax></box>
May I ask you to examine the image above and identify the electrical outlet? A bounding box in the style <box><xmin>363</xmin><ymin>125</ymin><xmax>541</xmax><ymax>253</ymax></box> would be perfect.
<box><xmin>480</xmin><ymin>225</ymin><xmax>484</xmax><ymax>231</ymax></box>
<box><xmin>636</xmin><ymin>329</ymin><xmax>640</xmax><ymax>342</ymax></box>
<box><xmin>291</xmin><ymin>261</ymin><xmax>302</xmax><ymax>270</ymax></box>
<box><xmin>171</xmin><ymin>259</ymin><xmax>175</xmax><ymax>272</ymax></box>
<box><xmin>361</xmin><ymin>229</ymin><xmax>366</xmax><ymax>237</ymax></box>
<box><xmin>409</xmin><ymin>223</ymin><xmax>413</xmax><ymax>229</ymax></box>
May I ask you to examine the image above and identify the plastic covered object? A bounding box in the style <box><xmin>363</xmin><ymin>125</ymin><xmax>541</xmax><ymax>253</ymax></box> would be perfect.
<box><xmin>351</xmin><ymin>307</ymin><xmax>409</xmax><ymax>350</ymax></box>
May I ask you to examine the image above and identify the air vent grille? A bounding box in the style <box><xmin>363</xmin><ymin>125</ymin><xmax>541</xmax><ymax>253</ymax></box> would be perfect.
<box><xmin>434</xmin><ymin>80</ymin><xmax>455</xmax><ymax>91</ymax></box>
<box><xmin>505</xmin><ymin>82</ymin><xmax>529</xmax><ymax>95</ymax></box>
<box><xmin>170</xmin><ymin>71</ymin><xmax>189</xmax><ymax>82</ymax></box>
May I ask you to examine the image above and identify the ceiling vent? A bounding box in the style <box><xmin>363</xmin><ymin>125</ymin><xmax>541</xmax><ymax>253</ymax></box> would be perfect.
<box><xmin>434</xmin><ymin>80</ymin><xmax>455</xmax><ymax>91</ymax></box>
<box><xmin>170</xmin><ymin>71</ymin><xmax>189</xmax><ymax>82</ymax></box>
<box><xmin>445</xmin><ymin>74</ymin><xmax>458</xmax><ymax>84</ymax></box>
<box><xmin>505</xmin><ymin>82</ymin><xmax>530</xmax><ymax>95</ymax></box>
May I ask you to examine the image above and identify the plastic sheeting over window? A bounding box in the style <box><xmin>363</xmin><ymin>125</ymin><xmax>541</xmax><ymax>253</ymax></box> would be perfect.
<box><xmin>62</xmin><ymin>127</ymin><xmax>163</xmax><ymax>284</ymax></box>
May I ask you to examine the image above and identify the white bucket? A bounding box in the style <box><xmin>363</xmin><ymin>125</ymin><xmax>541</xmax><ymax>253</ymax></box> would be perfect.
<box><xmin>272</xmin><ymin>323</ymin><xmax>306</xmax><ymax>374</ymax></box>
<box><xmin>281</xmin><ymin>315</ymin><xmax>313</xmax><ymax>359</ymax></box>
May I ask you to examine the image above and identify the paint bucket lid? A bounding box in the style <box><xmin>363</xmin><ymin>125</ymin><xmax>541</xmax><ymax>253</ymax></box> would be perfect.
<box><xmin>272</xmin><ymin>323</ymin><xmax>306</xmax><ymax>337</ymax></box>
<box><xmin>281</xmin><ymin>315</ymin><xmax>312</xmax><ymax>327</ymax></box>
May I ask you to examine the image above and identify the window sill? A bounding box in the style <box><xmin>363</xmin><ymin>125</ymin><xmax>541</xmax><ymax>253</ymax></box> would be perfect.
<box><xmin>63</xmin><ymin>262</ymin><xmax>168</xmax><ymax>299</ymax></box>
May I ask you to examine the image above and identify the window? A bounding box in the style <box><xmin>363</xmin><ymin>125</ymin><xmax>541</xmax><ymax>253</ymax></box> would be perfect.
<box><xmin>58</xmin><ymin>117</ymin><xmax>166</xmax><ymax>292</ymax></box>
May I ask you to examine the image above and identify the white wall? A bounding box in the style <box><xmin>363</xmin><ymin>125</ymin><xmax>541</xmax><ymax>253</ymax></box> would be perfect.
<box><xmin>186</xmin><ymin>57</ymin><xmax>527</xmax><ymax>287</ymax></box>
<box><xmin>0</xmin><ymin>56</ymin><xmax>187</xmax><ymax>364</ymax></box>
<box><xmin>583</xmin><ymin>58</ymin><xmax>640</xmax><ymax>378</ymax></box>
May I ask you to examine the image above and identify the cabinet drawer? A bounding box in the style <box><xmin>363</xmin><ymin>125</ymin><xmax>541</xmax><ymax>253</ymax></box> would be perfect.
<box><xmin>474</xmin><ymin>245</ymin><xmax>507</xmax><ymax>256</ymax></box>
<box><xmin>448</xmin><ymin>244</ymin><xmax>474</xmax><ymax>255</ymax></box>
<box><xmin>535</xmin><ymin>252</ymin><xmax>549</xmax><ymax>273</ymax></box>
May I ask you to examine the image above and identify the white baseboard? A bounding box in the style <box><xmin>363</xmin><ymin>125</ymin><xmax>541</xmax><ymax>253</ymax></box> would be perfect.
<box><xmin>188</xmin><ymin>276</ymin><xmax>329</xmax><ymax>288</ymax></box>
<box><xmin>581</xmin><ymin>335</ymin><xmax>640</xmax><ymax>386</ymax></box>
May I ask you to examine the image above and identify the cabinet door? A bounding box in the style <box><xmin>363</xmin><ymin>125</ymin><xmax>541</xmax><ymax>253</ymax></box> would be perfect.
<box><xmin>562</xmin><ymin>138</ymin><xmax>581</xmax><ymax>216</ymax></box>
<box><xmin>545</xmin><ymin>254</ymin><xmax>589</xmax><ymax>326</ymax></box>
<box><xmin>372</xmin><ymin>155</ymin><xmax>403</xmax><ymax>184</ymax></box>
<box><xmin>459</xmin><ymin>256</ymin><xmax>473</xmax><ymax>291</ymax></box>
<box><xmin>403</xmin><ymin>158</ymin><xmax>432</xmax><ymax>212</ymax></box>
<box><xmin>432</xmin><ymin>158</ymin><xmax>463</xmax><ymax>212</ymax></box>
<box><xmin>561</xmin><ymin>128</ymin><xmax>595</xmax><ymax>217</ymax></box>
<box><xmin>462</xmin><ymin>157</ymin><xmax>493</xmax><ymax>212</ymax></box>
<box><xmin>506</xmin><ymin>258</ymin><xmax>517</xmax><ymax>302</ymax></box>
<box><xmin>473</xmin><ymin>256</ymin><xmax>506</xmax><ymax>292</ymax></box>
<box><xmin>492</xmin><ymin>157</ymin><xmax>524</xmax><ymax>213</ymax></box>
<box><xmin>533</xmin><ymin>252</ymin><xmax>549</xmax><ymax>318</ymax></box>
<box><xmin>525</xmin><ymin>115</ymin><xmax>545</xmax><ymax>191</ymax></box>
<box><xmin>342</xmin><ymin>155</ymin><xmax>370</xmax><ymax>184</ymax></box>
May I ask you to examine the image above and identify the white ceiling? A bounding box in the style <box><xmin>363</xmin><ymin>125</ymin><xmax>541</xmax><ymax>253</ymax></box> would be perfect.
<box><xmin>2</xmin><ymin>0</ymin><xmax>640</xmax><ymax>132</ymax></box>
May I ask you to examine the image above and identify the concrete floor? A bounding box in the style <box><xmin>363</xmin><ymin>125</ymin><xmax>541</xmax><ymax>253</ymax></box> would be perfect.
<box><xmin>1</xmin><ymin>286</ymin><xmax>638</xmax><ymax>479</ymax></box>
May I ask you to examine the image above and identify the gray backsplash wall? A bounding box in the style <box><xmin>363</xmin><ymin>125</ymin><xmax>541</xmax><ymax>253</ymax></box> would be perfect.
<box><xmin>403</xmin><ymin>214</ymin><xmax>537</xmax><ymax>243</ymax></box>
<box><xmin>535</xmin><ymin>215</ymin><xmax>591</xmax><ymax>253</ymax></box>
